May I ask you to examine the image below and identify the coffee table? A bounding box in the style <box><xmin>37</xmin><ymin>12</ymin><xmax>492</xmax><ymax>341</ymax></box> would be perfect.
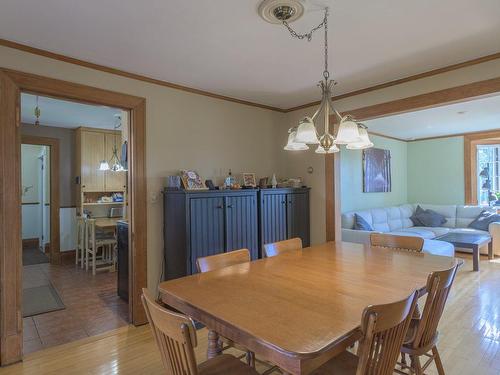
<box><xmin>435</xmin><ymin>232</ymin><xmax>492</xmax><ymax>271</ymax></box>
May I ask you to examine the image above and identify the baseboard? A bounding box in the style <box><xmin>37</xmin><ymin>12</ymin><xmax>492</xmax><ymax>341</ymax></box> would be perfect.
<box><xmin>61</xmin><ymin>250</ymin><xmax>76</xmax><ymax>264</ymax></box>
<box><xmin>22</xmin><ymin>238</ymin><xmax>39</xmax><ymax>250</ymax></box>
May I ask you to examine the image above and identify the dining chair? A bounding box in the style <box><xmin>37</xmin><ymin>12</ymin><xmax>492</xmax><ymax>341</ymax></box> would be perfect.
<box><xmin>263</xmin><ymin>237</ymin><xmax>303</xmax><ymax>257</ymax></box>
<box><xmin>196</xmin><ymin>249</ymin><xmax>256</xmax><ymax>367</ymax></box>
<box><xmin>75</xmin><ymin>217</ymin><xmax>86</xmax><ymax>268</ymax></box>
<box><xmin>85</xmin><ymin>219</ymin><xmax>116</xmax><ymax>275</ymax></box>
<box><xmin>311</xmin><ymin>290</ymin><xmax>418</xmax><ymax>375</ymax></box>
<box><xmin>370</xmin><ymin>233</ymin><xmax>424</xmax><ymax>252</ymax></box>
<box><xmin>141</xmin><ymin>288</ymin><xmax>259</xmax><ymax>375</ymax></box>
<box><xmin>196</xmin><ymin>248</ymin><xmax>251</xmax><ymax>273</ymax></box>
<box><xmin>397</xmin><ymin>264</ymin><xmax>459</xmax><ymax>375</ymax></box>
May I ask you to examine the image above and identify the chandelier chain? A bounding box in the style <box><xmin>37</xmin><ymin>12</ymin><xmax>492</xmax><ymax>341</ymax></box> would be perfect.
<box><xmin>282</xmin><ymin>8</ymin><xmax>328</xmax><ymax>42</ymax></box>
<box><xmin>323</xmin><ymin>8</ymin><xmax>329</xmax><ymax>79</ymax></box>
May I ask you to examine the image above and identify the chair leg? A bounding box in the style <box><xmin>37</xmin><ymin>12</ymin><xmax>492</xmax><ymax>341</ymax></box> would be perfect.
<box><xmin>411</xmin><ymin>355</ymin><xmax>423</xmax><ymax>375</ymax></box>
<box><xmin>432</xmin><ymin>346</ymin><xmax>445</xmax><ymax>375</ymax></box>
<box><xmin>245</xmin><ymin>351</ymin><xmax>255</xmax><ymax>368</ymax></box>
<box><xmin>92</xmin><ymin>248</ymin><xmax>96</xmax><ymax>275</ymax></box>
<box><xmin>85</xmin><ymin>249</ymin><xmax>89</xmax><ymax>271</ymax></box>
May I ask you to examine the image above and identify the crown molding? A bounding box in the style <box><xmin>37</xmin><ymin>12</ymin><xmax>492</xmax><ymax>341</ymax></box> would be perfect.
<box><xmin>285</xmin><ymin>52</ymin><xmax>500</xmax><ymax>113</ymax></box>
<box><xmin>1</xmin><ymin>38</ymin><xmax>499</xmax><ymax>115</ymax></box>
<box><xmin>0</xmin><ymin>38</ymin><xmax>285</xmax><ymax>113</ymax></box>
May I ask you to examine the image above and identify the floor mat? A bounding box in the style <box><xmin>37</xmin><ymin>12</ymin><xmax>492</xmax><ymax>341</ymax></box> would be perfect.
<box><xmin>23</xmin><ymin>247</ymin><xmax>49</xmax><ymax>266</ymax></box>
<box><xmin>23</xmin><ymin>283</ymin><xmax>65</xmax><ymax>317</ymax></box>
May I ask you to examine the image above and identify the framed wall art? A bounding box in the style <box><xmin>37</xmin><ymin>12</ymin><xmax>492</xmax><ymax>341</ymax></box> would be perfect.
<box><xmin>363</xmin><ymin>148</ymin><xmax>391</xmax><ymax>193</ymax></box>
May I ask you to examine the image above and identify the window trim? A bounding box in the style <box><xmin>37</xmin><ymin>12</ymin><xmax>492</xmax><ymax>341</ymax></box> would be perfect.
<box><xmin>464</xmin><ymin>130</ymin><xmax>500</xmax><ymax>204</ymax></box>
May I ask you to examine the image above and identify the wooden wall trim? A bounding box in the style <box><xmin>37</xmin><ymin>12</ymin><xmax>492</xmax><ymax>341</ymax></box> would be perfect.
<box><xmin>21</xmin><ymin>135</ymin><xmax>61</xmax><ymax>265</ymax></box>
<box><xmin>1</xmin><ymin>38</ymin><xmax>499</xmax><ymax>114</ymax></box>
<box><xmin>0</xmin><ymin>68</ymin><xmax>148</xmax><ymax>366</ymax></box>
<box><xmin>346</xmin><ymin>77</ymin><xmax>500</xmax><ymax>121</ymax></box>
<box><xmin>0</xmin><ymin>39</ymin><xmax>283</xmax><ymax>113</ymax></box>
<box><xmin>0</xmin><ymin>71</ymin><xmax>22</xmax><ymax>366</ymax></box>
<box><xmin>464</xmin><ymin>130</ymin><xmax>500</xmax><ymax>205</ymax></box>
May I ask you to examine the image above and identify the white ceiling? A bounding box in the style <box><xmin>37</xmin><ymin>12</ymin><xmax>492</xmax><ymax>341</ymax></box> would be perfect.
<box><xmin>1</xmin><ymin>1</ymin><xmax>499</xmax><ymax>110</ymax></box>
<box><xmin>21</xmin><ymin>93</ymin><xmax>122</xmax><ymax>129</ymax></box>
<box><xmin>364</xmin><ymin>94</ymin><xmax>500</xmax><ymax>140</ymax></box>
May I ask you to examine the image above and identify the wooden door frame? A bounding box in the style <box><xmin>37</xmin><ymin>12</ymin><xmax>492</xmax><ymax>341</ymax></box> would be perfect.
<box><xmin>325</xmin><ymin>76</ymin><xmax>500</xmax><ymax>241</ymax></box>
<box><xmin>21</xmin><ymin>135</ymin><xmax>60</xmax><ymax>264</ymax></box>
<box><xmin>0</xmin><ymin>68</ymin><xmax>147</xmax><ymax>366</ymax></box>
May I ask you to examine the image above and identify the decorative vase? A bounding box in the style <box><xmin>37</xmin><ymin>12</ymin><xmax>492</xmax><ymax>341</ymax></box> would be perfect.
<box><xmin>271</xmin><ymin>173</ymin><xmax>277</xmax><ymax>188</ymax></box>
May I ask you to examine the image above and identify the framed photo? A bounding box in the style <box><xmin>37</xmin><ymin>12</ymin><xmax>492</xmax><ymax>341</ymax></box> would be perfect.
<box><xmin>363</xmin><ymin>148</ymin><xmax>391</xmax><ymax>193</ymax></box>
<box><xmin>259</xmin><ymin>177</ymin><xmax>268</xmax><ymax>188</ymax></box>
<box><xmin>180</xmin><ymin>170</ymin><xmax>208</xmax><ymax>191</ymax></box>
<box><xmin>242</xmin><ymin>173</ymin><xmax>257</xmax><ymax>187</ymax></box>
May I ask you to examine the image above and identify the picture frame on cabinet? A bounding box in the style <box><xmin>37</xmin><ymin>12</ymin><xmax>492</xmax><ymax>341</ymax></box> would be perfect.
<box><xmin>242</xmin><ymin>173</ymin><xmax>257</xmax><ymax>187</ymax></box>
<box><xmin>180</xmin><ymin>170</ymin><xmax>208</xmax><ymax>191</ymax></box>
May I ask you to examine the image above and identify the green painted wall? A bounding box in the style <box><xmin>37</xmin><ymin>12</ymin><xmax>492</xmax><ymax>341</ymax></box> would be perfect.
<box><xmin>341</xmin><ymin>135</ymin><xmax>408</xmax><ymax>212</ymax></box>
<box><xmin>407</xmin><ymin>136</ymin><xmax>465</xmax><ymax>205</ymax></box>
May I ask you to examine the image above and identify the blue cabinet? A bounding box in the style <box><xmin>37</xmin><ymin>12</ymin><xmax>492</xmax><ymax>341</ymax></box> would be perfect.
<box><xmin>163</xmin><ymin>187</ymin><xmax>310</xmax><ymax>279</ymax></box>
<box><xmin>163</xmin><ymin>189</ymin><xmax>258</xmax><ymax>279</ymax></box>
<box><xmin>259</xmin><ymin>188</ymin><xmax>310</xmax><ymax>257</ymax></box>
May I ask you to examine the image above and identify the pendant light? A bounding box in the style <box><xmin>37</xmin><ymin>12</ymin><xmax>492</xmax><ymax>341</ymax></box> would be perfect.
<box><xmin>284</xmin><ymin>128</ymin><xmax>309</xmax><ymax>150</ymax></box>
<box><xmin>273</xmin><ymin>7</ymin><xmax>373</xmax><ymax>154</ymax></box>
<box><xmin>97</xmin><ymin>114</ymin><xmax>126</xmax><ymax>172</ymax></box>
<box><xmin>34</xmin><ymin>96</ymin><xmax>41</xmax><ymax>126</ymax></box>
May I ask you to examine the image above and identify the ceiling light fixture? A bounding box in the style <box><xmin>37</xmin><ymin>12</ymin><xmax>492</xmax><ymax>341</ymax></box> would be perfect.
<box><xmin>275</xmin><ymin>6</ymin><xmax>373</xmax><ymax>153</ymax></box>
<box><xmin>98</xmin><ymin>114</ymin><xmax>126</xmax><ymax>172</ymax></box>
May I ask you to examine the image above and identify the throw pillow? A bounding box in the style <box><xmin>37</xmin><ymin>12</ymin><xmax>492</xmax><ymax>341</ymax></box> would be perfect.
<box><xmin>410</xmin><ymin>205</ymin><xmax>425</xmax><ymax>226</ymax></box>
<box><xmin>354</xmin><ymin>213</ymin><xmax>373</xmax><ymax>231</ymax></box>
<box><xmin>468</xmin><ymin>210</ymin><xmax>500</xmax><ymax>231</ymax></box>
<box><xmin>410</xmin><ymin>205</ymin><xmax>447</xmax><ymax>227</ymax></box>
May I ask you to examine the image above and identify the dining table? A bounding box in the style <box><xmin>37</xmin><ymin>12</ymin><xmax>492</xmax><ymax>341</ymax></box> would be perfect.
<box><xmin>158</xmin><ymin>241</ymin><xmax>461</xmax><ymax>375</ymax></box>
<box><xmin>95</xmin><ymin>217</ymin><xmax>120</xmax><ymax>230</ymax></box>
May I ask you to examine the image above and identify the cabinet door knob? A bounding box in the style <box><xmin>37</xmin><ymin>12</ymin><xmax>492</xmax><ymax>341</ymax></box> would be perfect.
<box><xmin>227</xmin><ymin>204</ymin><xmax>233</xmax><ymax>208</ymax></box>
<box><xmin>216</xmin><ymin>205</ymin><xmax>223</xmax><ymax>209</ymax></box>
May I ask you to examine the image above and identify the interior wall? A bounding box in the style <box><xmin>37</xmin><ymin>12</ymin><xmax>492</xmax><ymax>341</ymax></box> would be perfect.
<box><xmin>0</xmin><ymin>45</ymin><xmax>283</xmax><ymax>291</ymax></box>
<box><xmin>279</xmin><ymin>58</ymin><xmax>500</xmax><ymax>244</ymax></box>
<box><xmin>341</xmin><ymin>135</ymin><xmax>408</xmax><ymax>212</ymax></box>
<box><xmin>407</xmin><ymin>136</ymin><xmax>465</xmax><ymax>205</ymax></box>
<box><xmin>21</xmin><ymin>123</ymin><xmax>76</xmax><ymax>207</ymax></box>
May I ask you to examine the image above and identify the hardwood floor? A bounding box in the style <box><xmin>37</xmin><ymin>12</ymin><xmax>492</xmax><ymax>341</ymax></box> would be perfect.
<box><xmin>22</xmin><ymin>259</ymin><xmax>128</xmax><ymax>355</ymax></box>
<box><xmin>3</xmin><ymin>254</ymin><xmax>500</xmax><ymax>374</ymax></box>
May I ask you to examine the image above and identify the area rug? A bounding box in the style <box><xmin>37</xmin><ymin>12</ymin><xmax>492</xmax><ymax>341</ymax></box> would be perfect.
<box><xmin>23</xmin><ymin>283</ymin><xmax>65</xmax><ymax>317</ymax></box>
<box><xmin>23</xmin><ymin>247</ymin><xmax>49</xmax><ymax>266</ymax></box>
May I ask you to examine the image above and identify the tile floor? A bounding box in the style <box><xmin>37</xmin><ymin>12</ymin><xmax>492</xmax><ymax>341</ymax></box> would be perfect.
<box><xmin>23</xmin><ymin>259</ymin><xmax>129</xmax><ymax>355</ymax></box>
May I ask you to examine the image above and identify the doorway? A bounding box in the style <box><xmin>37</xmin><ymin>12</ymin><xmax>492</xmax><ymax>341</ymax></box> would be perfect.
<box><xmin>0</xmin><ymin>69</ymin><xmax>147</xmax><ymax>366</ymax></box>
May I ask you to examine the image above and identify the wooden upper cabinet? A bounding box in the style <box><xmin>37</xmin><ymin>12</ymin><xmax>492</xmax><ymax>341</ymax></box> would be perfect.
<box><xmin>80</xmin><ymin>130</ymin><xmax>105</xmax><ymax>191</ymax></box>
<box><xmin>104</xmin><ymin>132</ymin><xmax>126</xmax><ymax>192</ymax></box>
<box><xmin>76</xmin><ymin>128</ymin><xmax>125</xmax><ymax>194</ymax></box>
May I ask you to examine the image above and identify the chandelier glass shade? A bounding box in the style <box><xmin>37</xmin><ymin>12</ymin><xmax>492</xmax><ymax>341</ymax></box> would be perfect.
<box><xmin>98</xmin><ymin>115</ymin><xmax>127</xmax><ymax>172</ymax></box>
<box><xmin>280</xmin><ymin>8</ymin><xmax>373</xmax><ymax>154</ymax></box>
<box><xmin>284</xmin><ymin>130</ymin><xmax>309</xmax><ymax>150</ymax></box>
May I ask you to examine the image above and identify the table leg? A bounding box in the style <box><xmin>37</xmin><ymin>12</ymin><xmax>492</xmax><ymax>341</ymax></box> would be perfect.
<box><xmin>473</xmin><ymin>245</ymin><xmax>479</xmax><ymax>272</ymax></box>
<box><xmin>488</xmin><ymin>242</ymin><xmax>494</xmax><ymax>260</ymax></box>
<box><xmin>207</xmin><ymin>330</ymin><xmax>222</xmax><ymax>359</ymax></box>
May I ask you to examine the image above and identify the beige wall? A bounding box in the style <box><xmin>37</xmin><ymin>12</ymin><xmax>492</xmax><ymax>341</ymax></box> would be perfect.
<box><xmin>0</xmin><ymin>45</ymin><xmax>284</xmax><ymax>291</ymax></box>
<box><xmin>278</xmin><ymin>58</ymin><xmax>500</xmax><ymax>245</ymax></box>
<box><xmin>3</xmin><ymin>44</ymin><xmax>500</xmax><ymax>287</ymax></box>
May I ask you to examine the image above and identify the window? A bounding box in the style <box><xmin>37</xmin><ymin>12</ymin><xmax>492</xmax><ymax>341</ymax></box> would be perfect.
<box><xmin>477</xmin><ymin>145</ymin><xmax>500</xmax><ymax>206</ymax></box>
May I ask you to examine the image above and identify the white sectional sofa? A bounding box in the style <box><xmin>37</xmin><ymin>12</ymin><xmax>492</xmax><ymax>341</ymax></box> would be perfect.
<box><xmin>342</xmin><ymin>204</ymin><xmax>500</xmax><ymax>257</ymax></box>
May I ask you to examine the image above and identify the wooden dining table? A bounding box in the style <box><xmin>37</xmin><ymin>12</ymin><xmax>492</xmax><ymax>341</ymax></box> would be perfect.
<box><xmin>158</xmin><ymin>241</ymin><xmax>460</xmax><ymax>375</ymax></box>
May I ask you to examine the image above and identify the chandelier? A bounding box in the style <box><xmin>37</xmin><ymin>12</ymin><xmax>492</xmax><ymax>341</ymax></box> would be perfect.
<box><xmin>98</xmin><ymin>114</ymin><xmax>127</xmax><ymax>172</ymax></box>
<box><xmin>278</xmin><ymin>7</ymin><xmax>373</xmax><ymax>153</ymax></box>
<box><xmin>34</xmin><ymin>95</ymin><xmax>41</xmax><ymax>126</ymax></box>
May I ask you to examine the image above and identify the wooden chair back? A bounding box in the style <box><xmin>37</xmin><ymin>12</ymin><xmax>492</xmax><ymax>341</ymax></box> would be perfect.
<box><xmin>76</xmin><ymin>217</ymin><xmax>85</xmax><ymax>265</ymax></box>
<box><xmin>263</xmin><ymin>237</ymin><xmax>303</xmax><ymax>257</ymax></box>
<box><xmin>411</xmin><ymin>265</ymin><xmax>458</xmax><ymax>350</ymax></box>
<box><xmin>141</xmin><ymin>288</ymin><xmax>199</xmax><ymax>375</ymax></box>
<box><xmin>356</xmin><ymin>290</ymin><xmax>418</xmax><ymax>375</ymax></box>
<box><xmin>84</xmin><ymin>218</ymin><xmax>96</xmax><ymax>251</ymax></box>
<box><xmin>370</xmin><ymin>233</ymin><xmax>424</xmax><ymax>252</ymax></box>
<box><xmin>196</xmin><ymin>248</ymin><xmax>250</xmax><ymax>273</ymax></box>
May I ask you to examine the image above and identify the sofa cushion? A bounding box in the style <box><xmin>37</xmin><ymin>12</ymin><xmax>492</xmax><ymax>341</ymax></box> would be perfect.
<box><xmin>416</xmin><ymin>204</ymin><xmax>456</xmax><ymax>228</ymax></box>
<box><xmin>467</xmin><ymin>210</ymin><xmax>500</xmax><ymax>231</ymax></box>
<box><xmin>411</xmin><ymin>226</ymin><xmax>450</xmax><ymax>237</ymax></box>
<box><xmin>422</xmin><ymin>240</ymin><xmax>455</xmax><ymax>257</ymax></box>
<box><xmin>388</xmin><ymin>228</ymin><xmax>435</xmax><ymax>239</ymax></box>
<box><xmin>456</xmin><ymin>206</ymin><xmax>495</xmax><ymax>228</ymax></box>
<box><xmin>411</xmin><ymin>206</ymin><xmax>447</xmax><ymax>227</ymax></box>
<box><xmin>354</xmin><ymin>213</ymin><xmax>373</xmax><ymax>231</ymax></box>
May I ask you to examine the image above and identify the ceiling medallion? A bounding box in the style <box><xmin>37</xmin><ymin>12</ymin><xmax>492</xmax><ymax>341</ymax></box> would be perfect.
<box><xmin>258</xmin><ymin>0</ymin><xmax>304</xmax><ymax>24</ymax></box>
